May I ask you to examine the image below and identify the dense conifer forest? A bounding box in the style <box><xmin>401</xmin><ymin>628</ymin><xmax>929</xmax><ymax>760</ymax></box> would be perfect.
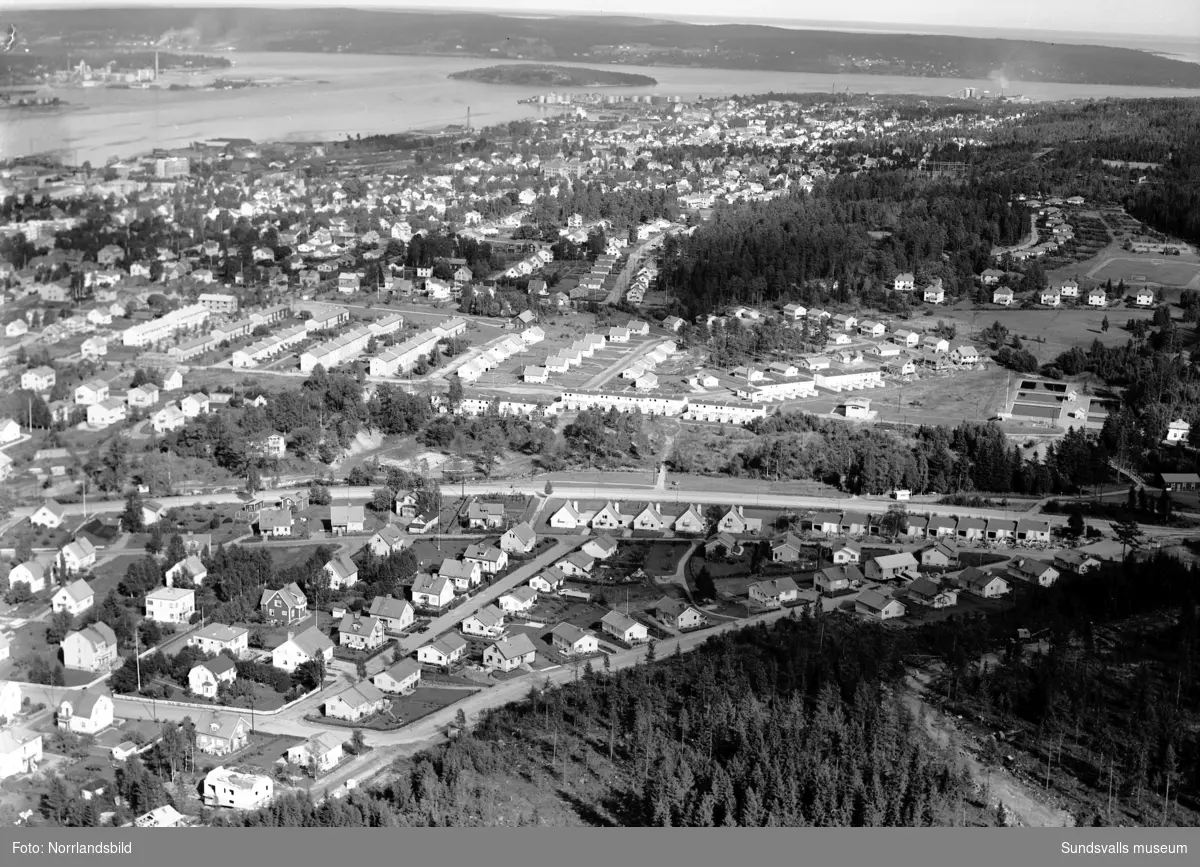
<box><xmin>201</xmin><ymin>554</ymin><xmax>1199</xmax><ymax>827</ymax></box>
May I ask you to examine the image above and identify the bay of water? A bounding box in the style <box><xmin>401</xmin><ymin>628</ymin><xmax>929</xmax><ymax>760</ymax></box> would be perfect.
<box><xmin>4</xmin><ymin>52</ymin><xmax>1200</xmax><ymax>164</ymax></box>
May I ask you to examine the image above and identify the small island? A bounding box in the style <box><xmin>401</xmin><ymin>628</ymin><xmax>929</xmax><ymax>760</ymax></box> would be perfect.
<box><xmin>449</xmin><ymin>64</ymin><xmax>657</xmax><ymax>87</ymax></box>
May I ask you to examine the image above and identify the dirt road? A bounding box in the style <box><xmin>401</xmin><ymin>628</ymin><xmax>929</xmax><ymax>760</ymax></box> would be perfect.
<box><xmin>903</xmin><ymin>671</ymin><xmax>1074</xmax><ymax>827</ymax></box>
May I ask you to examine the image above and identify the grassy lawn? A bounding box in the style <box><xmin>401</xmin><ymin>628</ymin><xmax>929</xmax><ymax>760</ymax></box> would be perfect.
<box><xmin>642</xmin><ymin>540</ymin><xmax>692</xmax><ymax>577</ymax></box>
<box><xmin>386</xmin><ymin>686</ymin><xmax>475</xmax><ymax>727</ymax></box>
<box><xmin>87</xmin><ymin>552</ymin><xmax>148</xmax><ymax>600</ymax></box>
<box><xmin>223</xmin><ymin>732</ymin><xmax>306</xmax><ymax>774</ymax></box>
<box><xmin>689</xmin><ymin>547</ymin><xmax>753</xmax><ymax>579</ymax></box>
<box><xmin>0</xmin><ymin>518</ymin><xmax>72</xmax><ymax>553</ymax></box>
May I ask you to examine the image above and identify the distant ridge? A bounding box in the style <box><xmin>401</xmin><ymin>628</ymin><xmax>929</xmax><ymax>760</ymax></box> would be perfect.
<box><xmin>7</xmin><ymin>7</ymin><xmax>1200</xmax><ymax>88</ymax></box>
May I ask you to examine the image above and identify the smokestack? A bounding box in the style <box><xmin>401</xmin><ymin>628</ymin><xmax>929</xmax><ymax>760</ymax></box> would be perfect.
<box><xmin>155</xmin><ymin>50</ymin><xmax>159</xmax><ymax>80</ymax></box>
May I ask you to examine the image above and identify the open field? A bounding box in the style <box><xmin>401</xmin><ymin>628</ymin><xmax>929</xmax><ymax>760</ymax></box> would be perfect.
<box><xmin>918</xmin><ymin>305</ymin><xmax>1158</xmax><ymax>362</ymax></box>
<box><xmin>1088</xmin><ymin>256</ymin><xmax>1200</xmax><ymax>288</ymax></box>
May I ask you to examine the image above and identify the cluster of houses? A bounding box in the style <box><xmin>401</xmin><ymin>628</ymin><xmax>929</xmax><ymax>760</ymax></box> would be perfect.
<box><xmin>458</xmin><ymin>324</ymin><xmax>544</xmax><ymax>383</ymax></box>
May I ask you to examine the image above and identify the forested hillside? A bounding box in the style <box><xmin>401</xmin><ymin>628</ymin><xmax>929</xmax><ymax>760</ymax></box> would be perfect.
<box><xmin>203</xmin><ymin>553</ymin><xmax>1200</xmax><ymax>828</ymax></box>
<box><xmin>657</xmin><ymin>173</ymin><xmax>1023</xmax><ymax>318</ymax></box>
<box><xmin>217</xmin><ymin>615</ymin><xmax>970</xmax><ymax>827</ymax></box>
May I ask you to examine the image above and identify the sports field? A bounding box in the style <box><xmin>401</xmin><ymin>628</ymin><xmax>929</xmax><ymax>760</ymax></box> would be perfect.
<box><xmin>1088</xmin><ymin>256</ymin><xmax>1200</xmax><ymax>288</ymax></box>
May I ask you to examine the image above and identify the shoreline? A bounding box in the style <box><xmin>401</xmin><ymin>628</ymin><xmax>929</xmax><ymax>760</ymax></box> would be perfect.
<box><xmin>6</xmin><ymin>51</ymin><xmax>1200</xmax><ymax>165</ymax></box>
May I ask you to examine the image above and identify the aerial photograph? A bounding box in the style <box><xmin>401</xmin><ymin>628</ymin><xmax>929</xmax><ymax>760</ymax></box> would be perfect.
<box><xmin>0</xmin><ymin>0</ymin><xmax>1198</xmax><ymax>855</ymax></box>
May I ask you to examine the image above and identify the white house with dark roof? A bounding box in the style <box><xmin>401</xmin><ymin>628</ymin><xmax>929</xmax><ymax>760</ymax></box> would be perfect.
<box><xmin>600</xmin><ymin>610</ymin><xmax>648</xmax><ymax>644</ymax></box>
<box><xmin>51</xmin><ymin>579</ymin><xmax>94</xmax><ymax>616</ymax></box>
<box><xmin>463</xmin><ymin>543</ymin><xmax>508</xmax><ymax>575</ymax></box>
<box><xmin>60</xmin><ymin>538</ymin><xmax>97</xmax><ymax>574</ymax></box>
<box><xmin>8</xmin><ymin>561</ymin><xmax>47</xmax><ymax>595</ymax></box>
<box><xmin>30</xmin><ymin>500</ymin><xmax>67</xmax><ymax>529</ymax></box>
<box><xmin>325</xmin><ymin>681</ymin><xmax>387</xmax><ymax>721</ymax></box>
<box><xmin>368</xmin><ymin>595</ymin><xmax>415</xmax><ymax>634</ymax></box>
<box><xmin>373</xmin><ymin>658</ymin><xmax>421</xmax><ymax>694</ymax></box>
<box><xmin>856</xmin><ymin>588</ymin><xmax>907</xmax><ymax>621</ymax></box>
<box><xmin>57</xmin><ymin>689</ymin><xmax>114</xmax><ymax>734</ymax></box>
<box><xmin>500</xmin><ymin>522</ymin><xmax>537</xmax><ymax>554</ymax></box>
<box><xmin>62</xmin><ymin>623</ymin><xmax>117</xmax><ymax>672</ymax></box>
<box><xmin>286</xmin><ymin>732</ymin><xmax>344</xmax><ymax>772</ymax></box>
<box><xmin>417</xmin><ymin>633</ymin><xmax>469</xmax><ymax>667</ymax></box>
<box><xmin>271</xmin><ymin>627</ymin><xmax>334</xmax><ymax>673</ymax></box>
<box><xmin>338</xmin><ymin>613</ymin><xmax>385</xmax><ymax>650</ymax></box>
<box><xmin>195</xmin><ymin>712</ymin><xmax>250</xmax><ymax>756</ymax></box>
<box><xmin>549</xmin><ymin>501</ymin><xmax>583</xmax><ymax>529</ymax></box>
<box><xmin>324</xmin><ymin>553</ymin><xmax>359</xmax><ymax>590</ymax></box>
<box><xmin>461</xmin><ymin>604</ymin><xmax>506</xmax><ymax>639</ymax></box>
<box><xmin>412</xmin><ymin>573</ymin><xmax>455</xmax><ymax>608</ymax></box>
<box><xmin>551</xmin><ymin>623</ymin><xmax>599</xmax><ymax>656</ymax></box>
<box><xmin>188</xmin><ymin>656</ymin><xmax>237</xmax><ymax>699</ymax></box>
<box><xmin>483</xmin><ymin>633</ymin><xmax>538</xmax><ymax>672</ymax></box>
<box><xmin>166</xmin><ymin>555</ymin><xmax>207</xmax><ymax>587</ymax></box>
<box><xmin>748</xmin><ymin>577</ymin><xmax>801</xmax><ymax>608</ymax></box>
<box><xmin>498</xmin><ymin>585</ymin><xmax>537</xmax><ymax>614</ymax></box>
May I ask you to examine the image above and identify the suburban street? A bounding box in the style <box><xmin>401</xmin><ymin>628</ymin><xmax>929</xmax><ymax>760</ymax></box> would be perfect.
<box><xmin>395</xmin><ymin>536</ymin><xmax>579</xmax><ymax>653</ymax></box>
<box><xmin>8</xmin><ymin>474</ymin><xmax>1196</xmax><ymax>544</ymax></box>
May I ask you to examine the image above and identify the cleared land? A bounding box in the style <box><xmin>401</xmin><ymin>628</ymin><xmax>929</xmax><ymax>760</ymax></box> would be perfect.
<box><xmin>1088</xmin><ymin>256</ymin><xmax>1200</xmax><ymax>288</ymax></box>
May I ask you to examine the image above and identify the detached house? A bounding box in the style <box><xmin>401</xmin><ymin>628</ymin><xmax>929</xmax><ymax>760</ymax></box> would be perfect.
<box><xmin>30</xmin><ymin>500</ymin><xmax>67</xmax><ymax>529</ymax></box>
<box><xmin>286</xmin><ymin>732</ymin><xmax>345</xmax><ymax>772</ymax></box>
<box><xmin>188</xmin><ymin>656</ymin><xmax>237</xmax><ymax>699</ymax></box>
<box><xmin>417</xmin><ymin>633</ymin><xmax>468</xmax><ymax>667</ymax></box>
<box><xmin>368</xmin><ymin>595</ymin><xmax>415</xmax><ymax>634</ymax></box>
<box><xmin>652</xmin><ymin>597</ymin><xmax>707</xmax><ymax>631</ymax></box>
<box><xmin>51</xmin><ymin>580</ymin><xmax>94</xmax><ymax>616</ymax></box>
<box><xmin>816</xmin><ymin>565</ymin><xmax>863</xmax><ymax>596</ymax></box>
<box><xmin>338</xmin><ymin>613</ymin><xmax>385</xmax><ymax>651</ymax></box>
<box><xmin>61</xmin><ymin>623</ymin><xmax>117</xmax><ymax>672</ymax></box>
<box><xmin>549</xmin><ymin>501</ymin><xmax>583</xmax><ymax>529</ymax></box>
<box><xmin>673</xmin><ymin>505</ymin><xmax>707</xmax><ymax>535</ymax></box>
<box><xmin>717</xmin><ymin>505</ymin><xmax>763</xmax><ymax>535</ymax></box>
<box><xmin>904</xmin><ymin>577</ymin><xmax>958</xmax><ymax>609</ymax></box>
<box><xmin>463</xmin><ymin>544</ymin><xmax>508</xmax><ymax>575</ymax></box>
<box><xmin>600</xmin><ymin>610</ymin><xmax>648</xmax><ymax>645</ymax></box>
<box><xmin>195</xmin><ymin>712</ymin><xmax>251</xmax><ymax>756</ymax></box>
<box><xmin>498</xmin><ymin>585</ymin><xmax>537</xmax><ymax>614</ymax></box>
<box><xmin>590</xmin><ymin>502</ymin><xmax>626</xmax><ymax>530</ymax></box>
<box><xmin>551</xmin><ymin>623</ymin><xmax>599</xmax><ymax>657</ymax></box>
<box><xmin>770</xmin><ymin>534</ymin><xmax>805</xmax><ymax>563</ymax></box>
<box><xmin>10</xmin><ymin>560</ymin><xmax>48</xmax><ymax>594</ymax></box>
<box><xmin>324</xmin><ymin>553</ymin><xmax>359</xmax><ymax>590</ymax></box>
<box><xmin>856</xmin><ymin>589</ymin><xmax>907</xmax><ymax>621</ymax></box>
<box><xmin>1009</xmin><ymin>558</ymin><xmax>1060</xmax><ymax>588</ymax></box>
<box><xmin>581</xmin><ymin>534</ymin><xmax>618</xmax><ymax>561</ymax></box>
<box><xmin>483</xmin><ymin>633</ymin><xmax>538</xmax><ymax>672</ymax></box>
<box><xmin>748</xmin><ymin>577</ymin><xmax>800</xmax><ymax>608</ymax></box>
<box><xmin>500</xmin><ymin>522</ymin><xmax>537</xmax><ymax>554</ymax></box>
<box><xmin>412</xmin><ymin>573</ymin><xmax>456</xmax><ymax>608</ymax></box>
<box><xmin>57</xmin><ymin>689</ymin><xmax>114</xmax><ymax>734</ymax></box>
<box><xmin>203</xmin><ymin>767</ymin><xmax>271</xmax><ymax>809</ymax></box>
<box><xmin>993</xmin><ymin>287</ymin><xmax>1014</xmax><ymax>306</ymax></box>
<box><xmin>271</xmin><ymin>627</ymin><xmax>334</xmax><ymax>673</ymax></box>
<box><xmin>369</xmin><ymin>525</ymin><xmax>408</xmax><ymax>557</ymax></box>
<box><xmin>632</xmin><ymin>504</ymin><xmax>667</xmax><ymax>533</ymax></box>
<box><xmin>260</xmin><ymin>583</ymin><xmax>307</xmax><ymax>625</ymax></box>
<box><xmin>61</xmin><ymin>538</ymin><xmax>97</xmax><ymax>574</ymax></box>
<box><xmin>325</xmin><ymin>682</ymin><xmax>387</xmax><ymax>722</ymax></box>
<box><xmin>466</xmin><ymin>500</ymin><xmax>506</xmax><ymax>529</ymax></box>
<box><xmin>373</xmin><ymin>659</ymin><xmax>421</xmax><ymax>694</ymax></box>
<box><xmin>461</xmin><ymin>604</ymin><xmax>506</xmax><ymax>639</ymax></box>
<box><xmin>330</xmin><ymin>504</ymin><xmax>366</xmax><ymax>535</ymax></box>
<box><xmin>960</xmin><ymin>569</ymin><xmax>1010</xmax><ymax>598</ymax></box>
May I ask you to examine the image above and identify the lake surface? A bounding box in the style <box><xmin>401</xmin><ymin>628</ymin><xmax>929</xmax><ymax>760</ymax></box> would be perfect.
<box><xmin>4</xmin><ymin>52</ymin><xmax>1200</xmax><ymax>164</ymax></box>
